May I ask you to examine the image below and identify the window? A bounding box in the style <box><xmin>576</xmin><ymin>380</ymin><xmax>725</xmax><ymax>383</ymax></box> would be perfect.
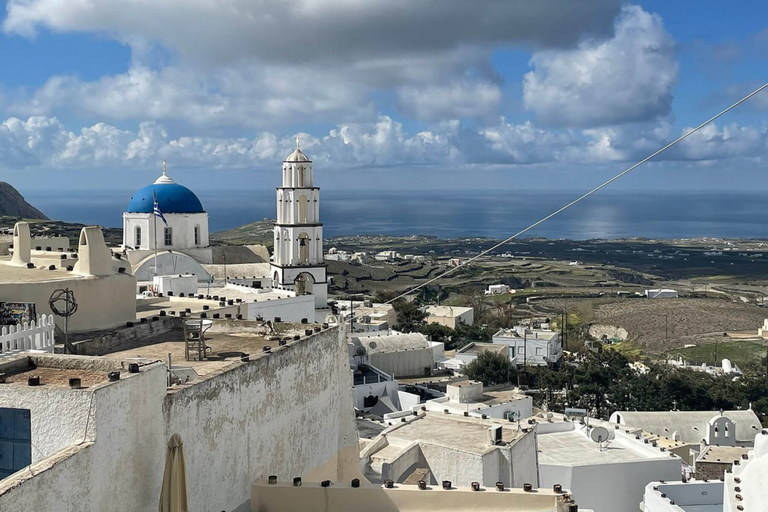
<box><xmin>164</xmin><ymin>227</ymin><xmax>173</xmax><ymax>246</ymax></box>
<box><xmin>0</xmin><ymin>408</ymin><xmax>31</xmax><ymax>479</ymax></box>
<box><xmin>194</xmin><ymin>226</ymin><xmax>200</xmax><ymax>246</ymax></box>
<box><xmin>135</xmin><ymin>226</ymin><xmax>141</xmax><ymax>247</ymax></box>
<box><xmin>536</xmin><ymin>347</ymin><xmax>544</xmax><ymax>356</ymax></box>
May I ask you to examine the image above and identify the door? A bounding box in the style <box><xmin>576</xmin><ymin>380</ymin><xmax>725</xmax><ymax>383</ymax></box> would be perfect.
<box><xmin>0</xmin><ymin>408</ymin><xmax>32</xmax><ymax>479</ymax></box>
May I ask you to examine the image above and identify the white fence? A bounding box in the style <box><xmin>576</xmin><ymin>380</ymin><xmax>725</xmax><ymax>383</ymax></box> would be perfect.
<box><xmin>0</xmin><ymin>314</ymin><xmax>56</xmax><ymax>359</ymax></box>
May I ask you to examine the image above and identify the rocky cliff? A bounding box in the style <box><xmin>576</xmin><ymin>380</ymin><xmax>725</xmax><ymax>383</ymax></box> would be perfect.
<box><xmin>0</xmin><ymin>182</ymin><xmax>48</xmax><ymax>219</ymax></box>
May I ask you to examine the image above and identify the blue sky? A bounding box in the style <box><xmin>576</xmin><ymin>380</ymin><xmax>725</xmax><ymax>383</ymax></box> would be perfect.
<box><xmin>0</xmin><ymin>0</ymin><xmax>766</xmax><ymax>193</ymax></box>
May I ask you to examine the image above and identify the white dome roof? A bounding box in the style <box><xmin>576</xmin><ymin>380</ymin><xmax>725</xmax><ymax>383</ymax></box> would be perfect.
<box><xmin>284</xmin><ymin>148</ymin><xmax>311</xmax><ymax>162</ymax></box>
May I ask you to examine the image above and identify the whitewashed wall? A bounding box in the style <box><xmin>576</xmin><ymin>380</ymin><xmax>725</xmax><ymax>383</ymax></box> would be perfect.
<box><xmin>243</xmin><ymin>294</ymin><xmax>316</xmax><ymax>323</ymax></box>
<box><xmin>0</xmin><ymin>326</ymin><xmax>359</xmax><ymax>512</ymax></box>
<box><xmin>0</xmin><ymin>273</ymin><xmax>136</xmax><ymax>333</ymax></box>
<box><xmin>370</xmin><ymin>349</ymin><xmax>433</xmax><ymax>378</ymax></box>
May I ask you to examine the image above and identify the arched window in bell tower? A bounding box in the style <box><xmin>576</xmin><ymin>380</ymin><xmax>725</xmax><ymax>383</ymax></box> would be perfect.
<box><xmin>298</xmin><ymin>232</ymin><xmax>310</xmax><ymax>264</ymax></box>
<box><xmin>298</xmin><ymin>194</ymin><xmax>309</xmax><ymax>223</ymax></box>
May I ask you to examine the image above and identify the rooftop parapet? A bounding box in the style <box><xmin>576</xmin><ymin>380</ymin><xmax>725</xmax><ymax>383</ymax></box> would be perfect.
<box><xmin>251</xmin><ymin>478</ymin><xmax>582</xmax><ymax>512</ymax></box>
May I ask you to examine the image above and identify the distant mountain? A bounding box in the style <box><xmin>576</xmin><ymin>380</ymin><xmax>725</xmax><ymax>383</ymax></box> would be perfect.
<box><xmin>0</xmin><ymin>182</ymin><xmax>48</xmax><ymax>219</ymax></box>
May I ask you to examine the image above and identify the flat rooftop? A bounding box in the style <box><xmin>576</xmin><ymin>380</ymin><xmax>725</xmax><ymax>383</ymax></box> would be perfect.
<box><xmin>459</xmin><ymin>343</ymin><xmax>507</xmax><ymax>356</ymax></box>
<box><xmin>474</xmin><ymin>388</ymin><xmax>529</xmax><ymax>406</ymax></box>
<box><xmin>495</xmin><ymin>327</ymin><xmax>558</xmax><ymax>340</ymax></box>
<box><xmin>698</xmin><ymin>445</ymin><xmax>750</xmax><ymax>464</ymax></box>
<box><xmin>100</xmin><ymin>320</ymin><xmax>322</xmax><ymax>377</ymax></box>
<box><xmin>385</xmin><ymin>412</ymin><xmax>526</xmax><ymax>454</ymax></box>
<box><xmin>537</xmin><ymin>428</ymin><xmax>671</xmax><ymax>466</ymax></box>
<box><xmin>425</xmin><ymin>306</ymin><xmax>473</xmax><ymax>317</ymax></box>
<box><xmin>0</xmin><ymin>354</ymin><xmax>152</xmax><ymax>390</ymax></box>
<box><xmin>0</xmin><ymin>258</ymin><xmax>89</xmax><ymax>283</ymax></box>
<box><xmin>136</xmin><ymin>285</ymin><xmax>305</xmax><ymax>320</ymax></box>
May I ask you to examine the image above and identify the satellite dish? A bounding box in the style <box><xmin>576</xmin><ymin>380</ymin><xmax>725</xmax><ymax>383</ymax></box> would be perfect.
<box><xmin>355</xmin><ymin>346</ymin><xmax>367</xmax><ymax>356</ymax></box>
<box><xmin>590</xmin><ymin>426</ymin><xmax>610</xmax><ymax>443</ymax></box>
<box><xmin>368</xmin><ymin>341</ymin><xmax>377</xmax><ymax>350</ymax></box>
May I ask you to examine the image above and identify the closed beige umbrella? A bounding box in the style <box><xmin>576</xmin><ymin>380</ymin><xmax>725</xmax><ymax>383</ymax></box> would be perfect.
<box><xmin>159</xmin><ymin>433</ymin><xmax>189</xmax><ymax>512</ymax></box>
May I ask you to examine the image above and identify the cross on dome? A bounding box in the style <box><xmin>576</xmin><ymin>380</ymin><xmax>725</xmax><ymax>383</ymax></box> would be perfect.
<box><xmin>154</xmin><ymin>158</ymin><xmax>176</xmax><ymax>184</ymax></box>
<box><xmin>284</xmin><ymin>136</ymin><xmax>311</xmax><ymax>162</ymax></box>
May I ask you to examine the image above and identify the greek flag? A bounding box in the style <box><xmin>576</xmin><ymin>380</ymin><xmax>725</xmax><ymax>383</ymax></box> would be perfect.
<box><xmin>153</xmin><ymin>191</ymin><xmax>167</xmax><ymax>225</ymax></box>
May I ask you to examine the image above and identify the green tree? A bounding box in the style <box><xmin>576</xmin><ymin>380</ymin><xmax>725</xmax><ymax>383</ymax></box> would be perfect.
<box><xmin>392</xmin><ymin>299</ymin><xmax>428</xmax><ymax>333</ymax></box>
<box><xmin>464</xmin><ymin>351</ymin><xmax>517</xmax><ymax>386</ymax></box>
<box><xmin>419</xmin><ymin>322</ymin><xmax>454</xmax><ymax>344</ymax></box>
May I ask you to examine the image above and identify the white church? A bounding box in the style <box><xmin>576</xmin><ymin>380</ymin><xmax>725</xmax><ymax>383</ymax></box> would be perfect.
<box><xmin>121</xmin><ymin>145</ymin><xmax>328</xmax><ymax>309</ymax></box>
<box><xmin>121</xmin><ymin>162</ymin><xmax>215</xmax><ymax>281</ymax></box>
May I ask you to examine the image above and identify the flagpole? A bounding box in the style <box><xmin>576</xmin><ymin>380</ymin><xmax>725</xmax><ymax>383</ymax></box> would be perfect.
<box><xmin>153</xmin><ymin>189</ymin><xmax>158</xmax><ymax>282</ymax></box>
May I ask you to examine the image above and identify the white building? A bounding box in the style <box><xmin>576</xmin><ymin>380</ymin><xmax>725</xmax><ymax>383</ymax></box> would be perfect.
<box><xmin>454</xmin><ymin>342</ymin><xmax>509</xmax><ymax>369</ymax></box>
<box><xmin>270</xmin><ymin>143</ymin><xmax>328</xmax><ymax>308</ymax></box>
<box><xmin>349</xmin><ymin>332</ymin><xmax>440</xmax><ymax>378</ymax></box>
<box><xmin>485</xmin><ymin>284</ymin><xmax>512</xmax><ymax>295</ymax></box>
<box><xmin>422</xmin><ymin>381</ymin><xmax>533</xmax><ymax>421</ymax></box>
<box><xmin>122</xmin><ymin>164</ymin><xmax>215</xmax><ymax>282</ymax></box>
<box><xmin>0</xmin><ymin>222</ymin><xmax>135</xmax><ymax>333</ymax></box>
<box><xmin>666</xmin><ymin>356</ymin><xmax>743</xmax><ymax>377</ymax></box>
<box><xmin>645</xmin><ymin>289</ymin><xmax>679</xmax><ymax>299</ymax></box>
<box><xmin>537</xmin><ymin>418</ymin><xmax>683</xmax><ymax>512</ymax></box>
<box><xmin>609</xmin><ymin>410</ymin><xmax>763</xmax><ymax>447</ymax></box>
<box><xmin>360</xmin><ymin>410</ymin><xmax>539</xmax><ymax>488</ymax></box>
<box><xmin>424</xmin><ymin>306</ymin><xmax>474</xmax><ymax>329</ymax></box>
<box><xmin>0</xmin><ymin>325</ymin><xmax>360</xmax><ymax>512</ymax></box>
<box><xmin>643</xmin><ymin>429</ymin><xmax>768</xmax><ymax>512</ymax></box>
<box><xmin>492</xmin><ymin>326</ymin><xmax>563</xmax><ymax>367</ymax></box>
<box><xmin>641</xmin><ymin>480</ymin><xmax>724</xmax><ymax>512</ymax></box>
<box><xmin>722</xmin><ymin>428</ymin><xmax>768</xmax><ymax>512</ymax></box>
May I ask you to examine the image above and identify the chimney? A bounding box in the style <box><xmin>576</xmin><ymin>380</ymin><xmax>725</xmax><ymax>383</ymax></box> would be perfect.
<box><xmin>74</xmin><ymin>227</ymin><xmax>116</xmax><ymax>276</ymax></box>
<box><xmin>9</xmin><ymin>222</ymin><xmax>31</xmax><ymax>266</ymax></box>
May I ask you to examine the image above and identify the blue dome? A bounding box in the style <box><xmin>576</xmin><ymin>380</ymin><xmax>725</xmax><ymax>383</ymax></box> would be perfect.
<box><xmin>126</xmin><ymin>183</ymin><xmax>205</xmax><ymax>214</ymax></box>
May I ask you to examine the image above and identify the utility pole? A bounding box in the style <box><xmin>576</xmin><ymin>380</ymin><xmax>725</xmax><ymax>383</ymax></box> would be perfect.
<box><xmin>523</xmin><ymin>329</ymin><xmax>527</xmax><ymax>377</ymax></box>
<box><xmin>665</xmin><ymin>313</ymin><xmax>669</xmax><ymax>345</ymax></box>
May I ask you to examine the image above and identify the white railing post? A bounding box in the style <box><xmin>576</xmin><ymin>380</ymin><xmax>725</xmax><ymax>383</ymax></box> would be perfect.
<box><xmin>0</xmin><ymin>314</ymin><xmax>56</xmax><ymax>359</ymax></box>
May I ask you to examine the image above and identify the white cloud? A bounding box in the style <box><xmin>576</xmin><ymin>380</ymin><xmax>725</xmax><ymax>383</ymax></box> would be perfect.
<box><xmin>397</xmin><ymin>79</ymin><xmax>503</xmax><ymax>121</ymax></box>
<box><xmin>0</xmin><ymin>115</ymin><xmax>763</xmax><ymax>175</ymax></box>
<box><xmin>481</xmin><ymin>120</ymin><xmax>581</xmax><ymax>164</ymax></box>
<box><xmin>2</xmin><ymin>0</ymin><xmax>623</xmax><ymax>126</ymax></box>
<box><xmin>522</xmin><ymin>5</ymin><xmax>678</xmax><ymax>127</ymax></box>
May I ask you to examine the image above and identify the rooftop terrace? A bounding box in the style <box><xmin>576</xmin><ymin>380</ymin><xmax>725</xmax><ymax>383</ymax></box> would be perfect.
<box><xmin>537</xmin><ymin>427</ymin><xmax>675</xmax><ymax>466</ymax></box>
<box><xmin>383</xmin><ymin>411</ymin><xmax>527</xmax><ymax>454</ymax></box>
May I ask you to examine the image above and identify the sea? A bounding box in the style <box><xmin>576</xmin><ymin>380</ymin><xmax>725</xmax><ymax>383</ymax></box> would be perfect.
<box><xmin>22</xmin><ymin>189</ymin><xmax>768</xmax><ymax>241</ymax></box>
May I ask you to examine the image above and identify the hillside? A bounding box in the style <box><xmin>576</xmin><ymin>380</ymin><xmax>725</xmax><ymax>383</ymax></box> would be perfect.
<box><xmin>0</xmin><ymin>182</ymin><xmax>48</xmax><ymax>219</ymax></box>
<box><xmin>210</xmin><ymin>218</ymin><xmax>274</xmax><ymax>248</ymax></box>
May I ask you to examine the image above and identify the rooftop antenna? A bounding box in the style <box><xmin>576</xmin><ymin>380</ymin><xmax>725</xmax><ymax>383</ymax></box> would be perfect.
<box><xmin>590</xmin><ymin>426</ymin><xmax>610</xmax><ymax>452</ymax></box>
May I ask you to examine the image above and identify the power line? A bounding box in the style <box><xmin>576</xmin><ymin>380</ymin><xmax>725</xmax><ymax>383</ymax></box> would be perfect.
<box><xmin>384</xmin><ymin>83</ymin><xmax>768</xmax><ymax>305</ymax></box>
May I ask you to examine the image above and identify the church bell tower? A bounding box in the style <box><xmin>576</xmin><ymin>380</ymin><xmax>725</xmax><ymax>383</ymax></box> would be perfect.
<box><xmin>270</xmin><ymin>140</ymin><xmax>328</xmax><ymax>307</ymax></box>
